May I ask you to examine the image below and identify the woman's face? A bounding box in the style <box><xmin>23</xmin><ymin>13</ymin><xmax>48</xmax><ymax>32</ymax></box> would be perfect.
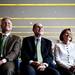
<box><xmin>63</xmin><ymin>30</ymin><xmax>72</xmax><ymax>43</ymax></box>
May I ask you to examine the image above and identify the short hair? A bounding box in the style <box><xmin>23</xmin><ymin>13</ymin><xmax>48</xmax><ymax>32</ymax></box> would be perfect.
<box><xmin>33</xmin><ymin>23</ymin><xmax>37</xmax><ymax>30</ymax></box>
<box><xmin>1</xmin><ymin>17</ymin><xmax>12</xmax><ymax>22</ymax></box>
<box><xmin>59</xmin><ymin>28</ymin><xmax>72</xmax><ymax>41</ymax></box>
<box><xmin>33</xmin><ymin>23</ymin><xmax>43</xmax><ymax>30</ymax></box>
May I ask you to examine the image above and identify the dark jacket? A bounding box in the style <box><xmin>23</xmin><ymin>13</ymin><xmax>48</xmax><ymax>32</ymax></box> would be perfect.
<box><xmin>21</xmin><ymin>36</ymin><xmax>54</xmax><ymax>67</ymax></box>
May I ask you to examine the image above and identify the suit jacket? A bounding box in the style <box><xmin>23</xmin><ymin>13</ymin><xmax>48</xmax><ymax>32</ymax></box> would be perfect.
<box><xmin>21</xmin><ymin>36</ymin><xmax>53</xmax><ymax>67</ymax></box>
<box><xmin>0</xmin><ymin>33</ymin><xmax>21</xmax><ymax>62</ymax></box>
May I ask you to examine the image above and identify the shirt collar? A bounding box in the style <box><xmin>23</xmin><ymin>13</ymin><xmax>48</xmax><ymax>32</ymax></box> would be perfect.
<box><xmin>2</xmin><ymin>32</ymin><xmax>11</xmax><ymax>37</ymax></box>
<box><xmin>62</xmin><ymin>41</ymin><xmax>71</xmax><ymax>46</ymax></box>
<box><xmin>35</xmin><ymin>36</ymin><xmax>41</xmax><ymax>40</ymax></box>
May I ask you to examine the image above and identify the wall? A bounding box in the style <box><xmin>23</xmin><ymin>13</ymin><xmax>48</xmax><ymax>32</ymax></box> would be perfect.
<box><xmin>0</xmin><ymin>0</ymin><xmax>75</xmax><ymax>42</ymax></box>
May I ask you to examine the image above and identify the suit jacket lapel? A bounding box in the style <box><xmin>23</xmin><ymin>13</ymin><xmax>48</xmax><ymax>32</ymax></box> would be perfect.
<box><xmin>3</xmin><ymin>35</ymin><xmax>11</xmax><ymax>56</ymax></box>
<box><xmin>41</xmin><ymin>38</ymin><xmax>44</xmax><ymax>55</ymax></box>
<box><xmin>31</xmin><ymin>36</ymin><xmax>36</xmax><ymax>53</ymax></box>
<box><xmin>31</xmin><ymin>36</ymin><xmax>37</xmax><ymax>59</ymax></box>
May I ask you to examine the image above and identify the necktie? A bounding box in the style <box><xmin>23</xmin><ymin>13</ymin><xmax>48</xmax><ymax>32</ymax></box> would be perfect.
<box><xmin>0</xmin><ymin>35</ymin><xmax>6</xmax><ymax>57</ymax></box>
<box><xmin>36</xmin><ymin>39</ymin><xmax>43</xmax><ymax>62</ymax></box>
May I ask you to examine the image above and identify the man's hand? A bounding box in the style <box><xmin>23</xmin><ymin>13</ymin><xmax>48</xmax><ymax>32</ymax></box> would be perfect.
<box><xmin>0</xmin><ymin>59</ymin><xmax>7</xmax><ymax>66</ymax></box>
<box><xmin>31</xmin><ymin>61</ymin><xmax>40</xmax><ymax>68</ymax></box>
<box><xmin>31</xmin><ymin>61</ymin><xmax>48</xmax><ymax>71</ymax></box>
<box><xmin>37</xmin><ymin>63</ymin><xmax>47</xmax><ymax>71</ymax></box>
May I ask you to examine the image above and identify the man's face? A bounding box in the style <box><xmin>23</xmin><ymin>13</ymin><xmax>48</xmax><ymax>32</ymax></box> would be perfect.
<box><xmin>33</xmin><ymin>24</ymin><xmax>44</xmax><ymax>37</ymax></box>
<box><xmin>1</xmin><ymin>19</ymin><xmax>12</xmax><ymax>33</ymax></box>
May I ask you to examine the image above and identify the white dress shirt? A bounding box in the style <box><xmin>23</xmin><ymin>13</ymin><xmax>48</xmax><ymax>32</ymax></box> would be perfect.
<box><xmin>54</xmin><ymin>42</ymin><xmax>75</xmax><ymax>69</ymax></box>
<box><xmin>29</xmin><ymin>36</ymin><xmax>48</xmax><ymax>67</ymax></box>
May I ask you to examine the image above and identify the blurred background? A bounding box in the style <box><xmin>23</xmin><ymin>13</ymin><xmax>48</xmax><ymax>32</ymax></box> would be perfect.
<box><xmin>0</xmin><ymin>0</ymin><xmax>75</xmax><ymax>42</ymax></box>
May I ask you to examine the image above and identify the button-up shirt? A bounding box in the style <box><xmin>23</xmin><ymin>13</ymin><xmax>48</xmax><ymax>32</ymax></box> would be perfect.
<box><xmin>54</xmin><ymin>42</ymin><xmax>75</xmax><ymax>69</ymax></box>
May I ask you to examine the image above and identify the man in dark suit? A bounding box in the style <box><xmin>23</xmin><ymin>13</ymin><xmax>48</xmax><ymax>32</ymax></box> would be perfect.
<box><xmin>0</xmin><ymin>17</ymin><xmax>21</xmax><ymax>75</ymax></box>
<box><xmin>21</xmin><ymin>23</ymin><xmax>60</xmax><ymax>75</ymax></box>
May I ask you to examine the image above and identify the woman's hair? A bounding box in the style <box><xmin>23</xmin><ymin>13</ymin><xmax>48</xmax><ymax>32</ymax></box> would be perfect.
<box><xmin>59</xmin><ymin>28</ymin><xmax>72</xmax><ymax>41</ymax></box>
